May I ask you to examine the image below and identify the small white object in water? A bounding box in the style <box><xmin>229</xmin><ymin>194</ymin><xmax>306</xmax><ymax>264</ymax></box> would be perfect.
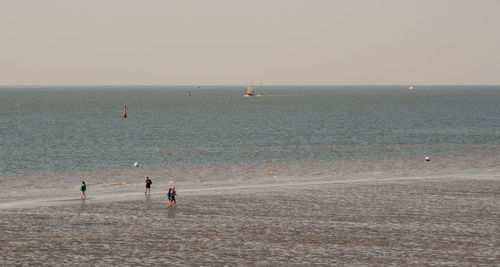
<box><xmin>425</xmin><ymin>156</ymin><xmax>430</xmax><ymax>161</ymax></box>
<box><xmin>134</xmin><ymin>161</ymin><xmax>139</xmax><ymax>167</ymax></box>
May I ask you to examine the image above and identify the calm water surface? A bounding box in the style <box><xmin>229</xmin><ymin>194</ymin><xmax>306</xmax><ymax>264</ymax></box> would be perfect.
<box><xmin>0</xmin><ymin>86</ymin><xmax>499</xmax><ymax>197</ymax></box>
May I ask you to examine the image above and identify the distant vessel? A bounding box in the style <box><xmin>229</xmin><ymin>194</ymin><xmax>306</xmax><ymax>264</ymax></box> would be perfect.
<box><xmin>123</xmin><ymin>104</ymin><xmax>127</xmax><ymax>118</ymax></box>
<box><xmin>187</xmin><ymin>91</ymin><xmax>191</xmax><ymax>96</ymax></box>
<box><xmin>409</xmin><ymin>84</ymin><xmax>415</xmax><ymax>90</ymax></box>
<box><xmin>244</xmin><ymin>82</ymin><xmax>255</xmax><ymax>97</ymax></box>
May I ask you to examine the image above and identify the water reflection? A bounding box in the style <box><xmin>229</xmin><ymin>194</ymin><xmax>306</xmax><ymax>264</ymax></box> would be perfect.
<box><xmin>168</xmin><ymin>206</ymin><xmax>176</xmax><ymax>218</ymax></box>
<box><xmin>78</xmin><ymin>198</ymin><xmax>87</xmax><ymax>214</ymax></box>
<box><xmin>145</xmin><ymin>194</ymin><xmax>152</xmax><ymax>210</ymax></box>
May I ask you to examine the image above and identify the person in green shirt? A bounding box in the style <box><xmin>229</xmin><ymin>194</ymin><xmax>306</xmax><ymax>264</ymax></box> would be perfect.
<box><xmin>80</xmin><ymin>181</ymin><xmax>86</xmax><ymax>199</ymax></box>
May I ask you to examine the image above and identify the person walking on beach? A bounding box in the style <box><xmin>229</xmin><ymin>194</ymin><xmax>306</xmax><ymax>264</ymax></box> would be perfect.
<box><xmin>145</xmin><ymin>177</ymin><xmax>152</xmax><ymax>194</ymax></box>
<box><xmin>167</xmin><ymin>187</ymin><xmax>177</xmax><ymax>207</ymax></box>
<box><xmin>167</xmin><ymin>188</ymin><xmax>172</xmax><ymax>207</ymax></box>
<box><xmin>171</xmin><ymin>187</ymin><xmax>177</xmax><ymax>207</ymax></box>
<box><xmin>80</xmin><ymin>181</ymin><xmax>86</xmax><ymax>199</ymax></box>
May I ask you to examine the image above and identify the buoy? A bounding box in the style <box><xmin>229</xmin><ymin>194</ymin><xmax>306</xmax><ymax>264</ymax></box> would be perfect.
<box><xmin>123</xmin><ymin>104</ymin><xmax>127</xmax><ymax>118</ymax></box>
<box><xmin>425</xmin><ymin>156</ymin><xmax>430</xmax><ymax>161</ymax></box>
<box><xmin>134</xmin><ymin>161</ymin><xmax>139</xmax><ymax>167</ymax></box>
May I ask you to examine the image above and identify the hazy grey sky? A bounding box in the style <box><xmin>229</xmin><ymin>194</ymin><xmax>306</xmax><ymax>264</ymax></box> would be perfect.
<box><xmin>1</xmin><ymin>0</ymin><xmax>499</xmax><ymax>85</ymax></box>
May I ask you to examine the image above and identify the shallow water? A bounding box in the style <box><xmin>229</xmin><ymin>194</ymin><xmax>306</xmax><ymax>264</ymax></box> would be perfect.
<box><xmin>0</xmin><ymin>174</ymin><xmax>498</xmax><ymax>265</ymax></box>
<box><xmin>1</xmin><ymin>86</ymin><xmax>499</xmax><ymax>203</ymax></box>
<box><xmin>0</xmin><ymin>86</ymin><xmax>499</xmax><ymax>265</ymax></box>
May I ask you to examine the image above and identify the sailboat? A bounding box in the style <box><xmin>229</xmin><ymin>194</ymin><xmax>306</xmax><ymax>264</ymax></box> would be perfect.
<box><xmin>244</xmin><ymin>82</ymin><xmax>255</xmax><ymax>97</ymax></box>
<box><xmin>408</xmin><ymin>84</ymin><xmax>415</xmax><ymax>90</ymax></box>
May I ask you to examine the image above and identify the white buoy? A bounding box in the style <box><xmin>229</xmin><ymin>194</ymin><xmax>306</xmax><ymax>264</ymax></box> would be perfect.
<box><xmin>134</xmin><ymin>161</ymin><xmax>139</xmax><ymax>167</ymax></box>
<box><xmin>425</xmin><ymin>156</ymin><xmax>430</xmax><ymax>161</ymax></box>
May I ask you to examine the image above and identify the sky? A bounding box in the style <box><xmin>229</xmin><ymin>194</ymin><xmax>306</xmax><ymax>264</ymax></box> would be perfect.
<box><xmin>1</xmin><ymin>0</ymin><xmax>499</xmax><ymax>86</ymax></box>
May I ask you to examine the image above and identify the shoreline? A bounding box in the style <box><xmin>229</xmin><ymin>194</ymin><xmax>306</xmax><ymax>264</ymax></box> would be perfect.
<box><xmin>2</xmin><ymin>153</ymin><xmax>499</xmax><ymax>207</ymax></box>
<box><xmin>1</xmin><ymin>168</ymin><xmax>498</xmax><ymax>209</ymax></box>
<box><xmin>0</xmin><ymin>170</ymin><xmax>498</xmax><ymax>265</ymax></box>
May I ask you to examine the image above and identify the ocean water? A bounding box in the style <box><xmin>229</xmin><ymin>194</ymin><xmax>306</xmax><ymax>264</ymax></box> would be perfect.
<box><xmin>0</xmin><ymin>86</ymin><xmax>499</xmax><ymax>201</ymax></box>
<box><xmin>1</xmin><ymin>86</ymin><xmax>499</xmax><ymax>265</ymax></box>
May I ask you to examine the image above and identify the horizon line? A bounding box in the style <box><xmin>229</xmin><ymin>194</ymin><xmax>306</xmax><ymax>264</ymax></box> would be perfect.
<box><xmin>1</xmin><ymin>84</ymin><xmax>500</xmax><ymax>87</ymax></box>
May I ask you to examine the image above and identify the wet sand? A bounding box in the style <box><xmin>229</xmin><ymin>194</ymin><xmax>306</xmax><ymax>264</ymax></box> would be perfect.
<box><xmin>0</xmin><ymin>174</ymin><xmax>499</xmax><ymax>266</ymax></box>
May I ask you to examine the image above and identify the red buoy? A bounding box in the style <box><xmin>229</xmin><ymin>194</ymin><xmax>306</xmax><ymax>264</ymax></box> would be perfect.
<box><xmin>123</xmin><ymin>104</ymin><xmax>127</xmax><ymax>118</ymax></box>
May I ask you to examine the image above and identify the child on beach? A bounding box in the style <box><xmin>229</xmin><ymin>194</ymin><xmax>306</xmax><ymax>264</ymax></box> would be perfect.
<box><xmin>80</xmin><ymin>181</ymin><xmax>86</xmax><ymax>199</ymax></box>
<box><xmin>145</xmin><ymin>177</ymin><xmax>152</xmax><ymax>194</ymax></box>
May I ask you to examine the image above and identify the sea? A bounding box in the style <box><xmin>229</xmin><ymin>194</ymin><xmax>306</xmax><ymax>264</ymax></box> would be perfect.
<box><xmin>1</xmin><ymin>85</ymin><xmax>499</xmax><ymax>205</ymax></box>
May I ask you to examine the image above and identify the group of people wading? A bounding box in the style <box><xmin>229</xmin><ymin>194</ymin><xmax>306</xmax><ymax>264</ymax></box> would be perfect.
<box><xmin>79</xmin><ymin>177</ymin><xmax>177</xmax><ymax>207</ymax></box>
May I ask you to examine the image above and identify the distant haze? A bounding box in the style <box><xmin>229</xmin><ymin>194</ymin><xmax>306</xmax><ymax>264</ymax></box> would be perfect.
<box><xmin>1</xmin><ymin>0</ymin><xmax>499</xmax><ymax>86</ymax></box>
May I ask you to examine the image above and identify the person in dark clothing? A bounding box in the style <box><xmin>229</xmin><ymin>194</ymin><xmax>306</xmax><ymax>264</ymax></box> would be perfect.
<box><xmin>167</xmin><ymin>188</ymin><xmax>172</xmax><ymax>207</ymax></box>
<box><xmin>167</xmin><ymin>187</ymin><xmax>177</xmax><ymax>207</ymax></box>
<box><xmin>145</xmin><ymin>177</ymin><xmax>152</xmax><ymax>194</ymax></box>
<box><xmin>171</xmin><ymin>187</ymin><xmax>177</xmax><ymax>206</ymax></box>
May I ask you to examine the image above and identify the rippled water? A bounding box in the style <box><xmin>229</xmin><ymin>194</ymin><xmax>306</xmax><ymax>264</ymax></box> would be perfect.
<box><xmin>1</xmin><ymin>86</ymin><xmax>499</xmax><ymax>265</ymax></box>
<box><xmin>0</xmin><ymin>85</ymin><xmax>499</xmax><ymax>199</ymax></box>
<box><xmin>0</xmin><ymin>174</ymin><xmax>498</xmax><ymax>265</ymax></box>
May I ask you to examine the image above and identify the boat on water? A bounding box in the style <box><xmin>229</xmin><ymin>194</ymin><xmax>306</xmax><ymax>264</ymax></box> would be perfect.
<box><xmin>244</xmin><ymin>82</ymin><xmax>255</xmax><ymax>96</ymax></box>
<box><xmin>409</xmin><ymin>84</ymin><xmax>415</xmax><ymax>90</ymax></box>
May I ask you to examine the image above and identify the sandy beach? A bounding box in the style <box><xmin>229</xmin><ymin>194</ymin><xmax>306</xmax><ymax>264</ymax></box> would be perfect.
<box><xmin>1</xmin><ymin>172</ymin><xmax>498</xmax><ymax>266</ymax></box>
